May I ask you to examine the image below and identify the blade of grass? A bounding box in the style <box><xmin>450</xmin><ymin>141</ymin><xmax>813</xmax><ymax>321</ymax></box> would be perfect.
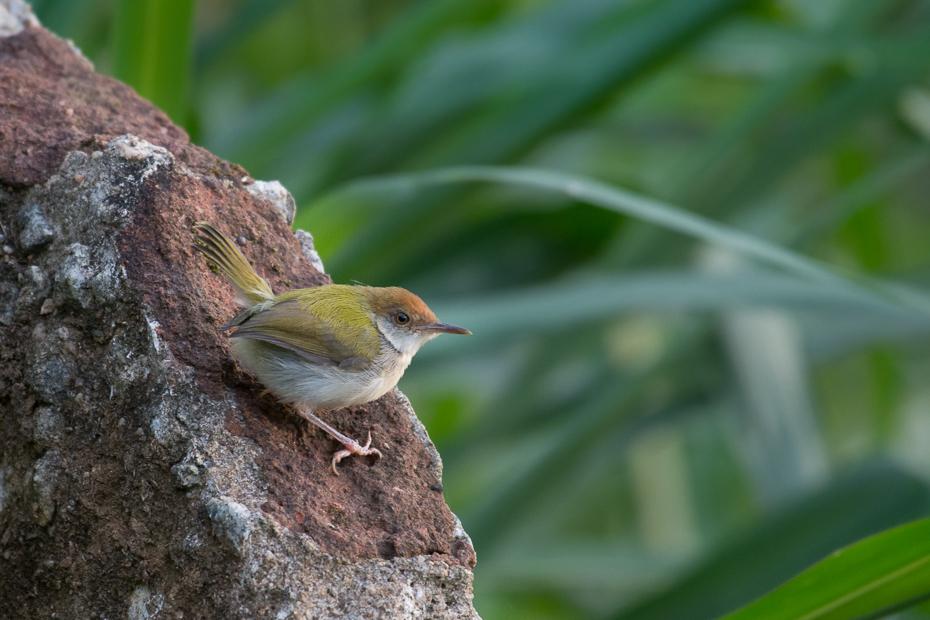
<box><xmin>789</xmin><ymin>142</ymin><xmax>930</xmax><ymax>249</ymax></box>
<box><xmin>291</xmin><ymin>0</ymin><xmax>760</xmax><ymax>277</ymax></box>
<box><xmin>458</xmin><ymin>329</ymin><xmax>719</xmax><ymax>546</ymax></box>
<box><xmin>331</xmin><ymin>0</ymin><xmax>757</xmax><ymax>180</ymax></box>
<box><xmin>423</xmin><ymin>271</ymin><xmax>930</xmax><ymax>347</ymax></box>
<box><xmin>719</xmin><ymin>518</ymin><xmax>930</xmax><ymax>620</ymax></box>
<box><xmin>610</xmin><ymin>65</ymin><xmax>930</xmax><ymax>271</ymax></box>
<box><xmin>720</xmin><ymin>308</ymin><xmax>827</xmax><ymax>506</ymax></box>
<box><xmin>194</xmin><ymin>0</ymin><xmax>291</xmax><ymax>69</ymax></box>
<box><xmin>710</xmin><ymin>71</ymin><xmax>917</xmax><ymax>220</ymax></box>
<box><xmin>216</xmin><ymin>0</ymin><xmax>502</xmax><ymax>165</ymax></box>
<box><xmin>238</xmin><ymin>0</ymin><xmax>754</xmax><ymax>197</ymax></box>
<box><xmin>112</xmin><ymin>0</ymin><xmax>195</xmax><ymax>125</ymax></box>
<box><xmin>614</xmin><ymin>463</ymin><xmax>930</xmax><ymax>620</ymax></box>
<box><xmin>312</xmin><ymin>165</ymin><xmax>930</xmax><ymax>314</ymax></box>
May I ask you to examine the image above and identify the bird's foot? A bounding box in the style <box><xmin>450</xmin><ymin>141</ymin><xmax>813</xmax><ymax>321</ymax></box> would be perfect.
<box><xmin>298</xmin><ymin>409</ymin><xmax>383</xmax><ymax>475</ymax></box>
<box><xmin>331</xmin><ymin>432</ymin><xmax>383</xmax><ymax>476</ymax></box>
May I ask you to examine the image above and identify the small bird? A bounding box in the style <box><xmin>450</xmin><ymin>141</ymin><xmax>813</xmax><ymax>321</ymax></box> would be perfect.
<box><xmin>192</xmin><ymin>222</ymin><xmax>470</xmax><ymax>474</ymax></box>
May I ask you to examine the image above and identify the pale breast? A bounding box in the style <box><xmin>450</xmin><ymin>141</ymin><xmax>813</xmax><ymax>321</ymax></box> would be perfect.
<box><xmin>231</xmin><ymin>338</ymin><xmax>413</xmax><ymax>412</ymax></box>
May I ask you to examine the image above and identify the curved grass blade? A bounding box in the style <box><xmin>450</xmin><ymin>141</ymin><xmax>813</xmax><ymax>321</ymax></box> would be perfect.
<box><xmin>718</xmin><ymin>518</ymin><xmax>930</xmax><ymax>620</ymax></box>
<box><xmin>614</xmin><ymin>465</ymin><xmax>930</xmax><ymax>620</ymax></box>
<box><xmin>313</xmin><ymin>166</ymin><xmax>930</xmax><ymax>313</ymax></box>
<box><xmin>424</xmin><ymin>271</ymin><xmax>930</xmax><ymax>345</ymax></box>
<box><xmin>315</xmin><ymin>167</ymin><xmax>835</xmax><ymax>282</ymax></box>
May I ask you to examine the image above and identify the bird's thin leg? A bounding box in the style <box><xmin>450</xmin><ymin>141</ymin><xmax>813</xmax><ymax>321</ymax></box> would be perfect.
<box><xmin>297</xmin><ymin>408</ymin><xmax>382</xmax><ymax>475</ymax></box>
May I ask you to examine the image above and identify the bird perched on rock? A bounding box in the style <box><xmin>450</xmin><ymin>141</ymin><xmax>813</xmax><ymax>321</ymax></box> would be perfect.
<box><xmin>193</xmin><ymin>222</ymin><xmax>470</xmax><ymax>474</ymax></box>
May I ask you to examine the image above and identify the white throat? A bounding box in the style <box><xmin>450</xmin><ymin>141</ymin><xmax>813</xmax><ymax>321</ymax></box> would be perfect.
<box><xmin>374</xmin><ymin>316</ymin><xmax>437</xmax><ymax>356</ymax></box>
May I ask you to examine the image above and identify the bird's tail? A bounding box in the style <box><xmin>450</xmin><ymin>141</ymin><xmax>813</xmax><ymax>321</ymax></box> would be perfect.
<box><xmin>193</xmin><ymin>222</ymin><xmax>274</xmax><ymax>308</ymax></box>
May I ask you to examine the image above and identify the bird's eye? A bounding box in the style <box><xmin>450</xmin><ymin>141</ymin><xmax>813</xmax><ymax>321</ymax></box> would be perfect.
<box><xmin>395</xmin><ymin>312</ymin><xmax>409</xmax><ymax>324</ymax></box>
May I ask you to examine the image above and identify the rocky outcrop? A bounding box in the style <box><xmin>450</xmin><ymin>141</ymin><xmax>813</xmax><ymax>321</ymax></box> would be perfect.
<box><xmin>0</xmin><ymin>4</ymin><xmax>477</xmax><ymax>618</ymax></box>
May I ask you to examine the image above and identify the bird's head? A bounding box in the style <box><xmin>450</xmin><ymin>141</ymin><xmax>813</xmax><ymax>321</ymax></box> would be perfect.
<box><xmin>365</xmin><ymin>287</ymin><xmax>470</xmax><ymax>356</ymax></box>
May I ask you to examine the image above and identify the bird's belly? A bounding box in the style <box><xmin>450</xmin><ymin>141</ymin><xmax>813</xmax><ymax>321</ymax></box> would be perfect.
<box><xmin>291</xmin><ymin>366</ymin><xmax>389</xmax><ymax>410</ymax></box>
<box><xmin>231</xmin><ymin>339</ymin><xmax>411</xmax><ymax>411</ymax></box>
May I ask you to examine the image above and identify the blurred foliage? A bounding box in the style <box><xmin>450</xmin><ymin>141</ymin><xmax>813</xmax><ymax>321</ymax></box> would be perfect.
<box><xmin>112</xmin><ymin>0</ymin><xmax>195</xmax><ymax>124</ymax></box>
<box><xmin>31</xmin><ymin>0</ymin><xmax>930</xmax><ymax>618</ymax></box>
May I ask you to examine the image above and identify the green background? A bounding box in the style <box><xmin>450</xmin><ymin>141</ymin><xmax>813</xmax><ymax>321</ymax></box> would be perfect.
<box><xmin>31</xmin><ymin>0</ymin><xmax>930</xmax><ymax>618</ymax></box>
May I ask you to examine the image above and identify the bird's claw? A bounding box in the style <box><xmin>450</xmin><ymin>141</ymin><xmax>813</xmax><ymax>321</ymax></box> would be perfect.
<box><xmin>331</xmin><ymin>432</ymin><xmax>383</xmax><ymax>475</ymax></box>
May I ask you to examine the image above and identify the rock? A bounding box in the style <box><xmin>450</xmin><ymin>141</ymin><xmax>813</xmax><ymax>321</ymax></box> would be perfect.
<box><xmin>31</xmin><ymin>451</ymin><xmax>60</xmax><ymax>527</ymax></box>
<box><xmin>127</xmin><ymin>586</ymin><xmax>166</xmax><ymax>620</ymax></box>
<box><xmin>0</xmin><ymin>6</ymin><xmax>478</xmax><ymax>619</ymax></box>
<box><xmin>0</xmin><ymin>0</ymin><xmax>37</xmax><ymax>37</ymax></box>
<box><xmin>14</xmin><ymin>264</ymin><xmax>50</xmax><ymax>316</ymax></box>
<box><xmin>171</xmin><ymin>461</ymin><xmax>202</xmax><ymax>489</ymax></box>
<box><xmin>0</xmin><ymin>280</ymin><xmax>16</xmax><ymax>325</ymax></box>
<box><xmin>55</xmin><ymin>242</ymin><xmax>122</xmax><ymax>309</ymax></box>
<box><xmin>247</xmin><ymin>179</ymin><xmax>297</xmax><ymax>225</ymax></box>
<box><xmin>33</xmin><ymin>406</ymin><xmax>64</xmax><ymax>447</ymax></box>
<box><xmin>294</xmin><ymin>229</ymin><xmax>326</xmax><ymax>273</ymax></box>
<box><xmin>207</xmin><ymin>496</ymin><xmax>253</xmax><ymax>556</ymax></box>
<box><xmin>0</xmin><ymin>467</ymin><xmax>11</xmax><ymax>517</ymax></box>
<box><xmin>17</xmin><ymin>204</ymin><xmax>54</xmax><ymax>253</ymax></box>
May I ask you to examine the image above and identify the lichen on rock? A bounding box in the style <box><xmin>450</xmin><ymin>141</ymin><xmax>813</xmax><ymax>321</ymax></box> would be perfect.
<box><xmin>0</xmin><ymin>0</ymin><xmax>37</xmax><ymax>37</ymax></box>
<box><xmin>248</xmin><ymin>179</ymin><xmax>297</xmax><ymax>225</ymax></box>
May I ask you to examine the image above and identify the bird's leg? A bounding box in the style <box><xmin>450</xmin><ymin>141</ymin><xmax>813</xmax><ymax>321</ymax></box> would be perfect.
<box><xmin>298</xmin><ymin>408</ymin><xmax>382</xmax><ymax>475</ymax></box>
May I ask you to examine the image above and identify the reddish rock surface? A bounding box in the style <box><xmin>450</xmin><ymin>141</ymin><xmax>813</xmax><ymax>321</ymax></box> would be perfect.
<box><xmin>122</xmin><ymin>170</ymin><xmax>466</xmax><ymax>563</ymax></box>
<box><xmin>0</xmin><ymin>25</ymin><xmax>473</xmax><ymax>566</ymax></box>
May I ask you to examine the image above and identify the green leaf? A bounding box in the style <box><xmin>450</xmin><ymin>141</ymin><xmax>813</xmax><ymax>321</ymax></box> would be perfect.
<box><xmin>112</xmin><ymin>0</ymin><xmax>195</xmax><ymax>125</ymax></box>
<box><xmin>614</xmin><ymin>465</ymin><xmax>930</xmax><ymax>620</ymax></box>
<box><xmin>314</xmin><ymin>166</ymin><xmax>838</xmax><ymax>282</ymax></box>
<box><xmin>720</xmin><ymin>518</ymin><xmax>930</xmax><ymax>620</ymax></box>
<box><xmin>789</xmin><ymin>143</ymin><xmax>930</xmax><ymax>249</ymax></box>
<box><xmin>215</xmin><ymin>0</ymin><xmax>503</xmax><ymax>168</ymax></box>
<box><xmin>313</xmin><ymin>165</ymin><xmax>930</xmax><ymax>317</ymax></box>
<box><xmin>379</xmin><ymin>0</ymin><xmax>758</xmax><ymax>172</ymax></box>
<box><xmin>424</xmin><ymin>271</ymin><xmax>930</xmax><ymax>345</ymax></box>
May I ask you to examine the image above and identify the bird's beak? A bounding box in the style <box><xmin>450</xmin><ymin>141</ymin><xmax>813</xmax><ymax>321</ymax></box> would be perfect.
<box><xmin>422</xmin><ymin>322</ymin><xmax>472</xmax><ymax>335</ymax></box>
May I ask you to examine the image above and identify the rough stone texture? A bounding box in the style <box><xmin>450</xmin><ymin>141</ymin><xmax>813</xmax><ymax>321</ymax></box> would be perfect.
<box><xmin>0</xmin><ymin>0</ymin><xmax>37</xmax><ymax>37</ymax></box>
<box><xmin>0</xmin><ymin>11</ymin><xmax>478</xmax><ymax>620</ymax></box>
<box><xmin>247</xmin><ymin>179</ymin><xmax>297</xmax><ymax>225</ymax></box>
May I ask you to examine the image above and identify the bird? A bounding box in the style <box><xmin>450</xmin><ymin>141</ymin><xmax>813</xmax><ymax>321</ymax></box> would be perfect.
<box><xmin>192</xmin><ymin>222</ymin><xmax>471</xmax><ymax>474</ymax></box>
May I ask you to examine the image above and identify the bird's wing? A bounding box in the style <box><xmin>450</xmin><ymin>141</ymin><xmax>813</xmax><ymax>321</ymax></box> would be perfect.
<box><xmin>219</xmin><ymin>307</ymin><xmax>255</xmax><ymax>332</ymax></box>
<box><xmin>229</xmin><ymin>298</ymin><xmax>380</xmax><ymax>368</ymax></box>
